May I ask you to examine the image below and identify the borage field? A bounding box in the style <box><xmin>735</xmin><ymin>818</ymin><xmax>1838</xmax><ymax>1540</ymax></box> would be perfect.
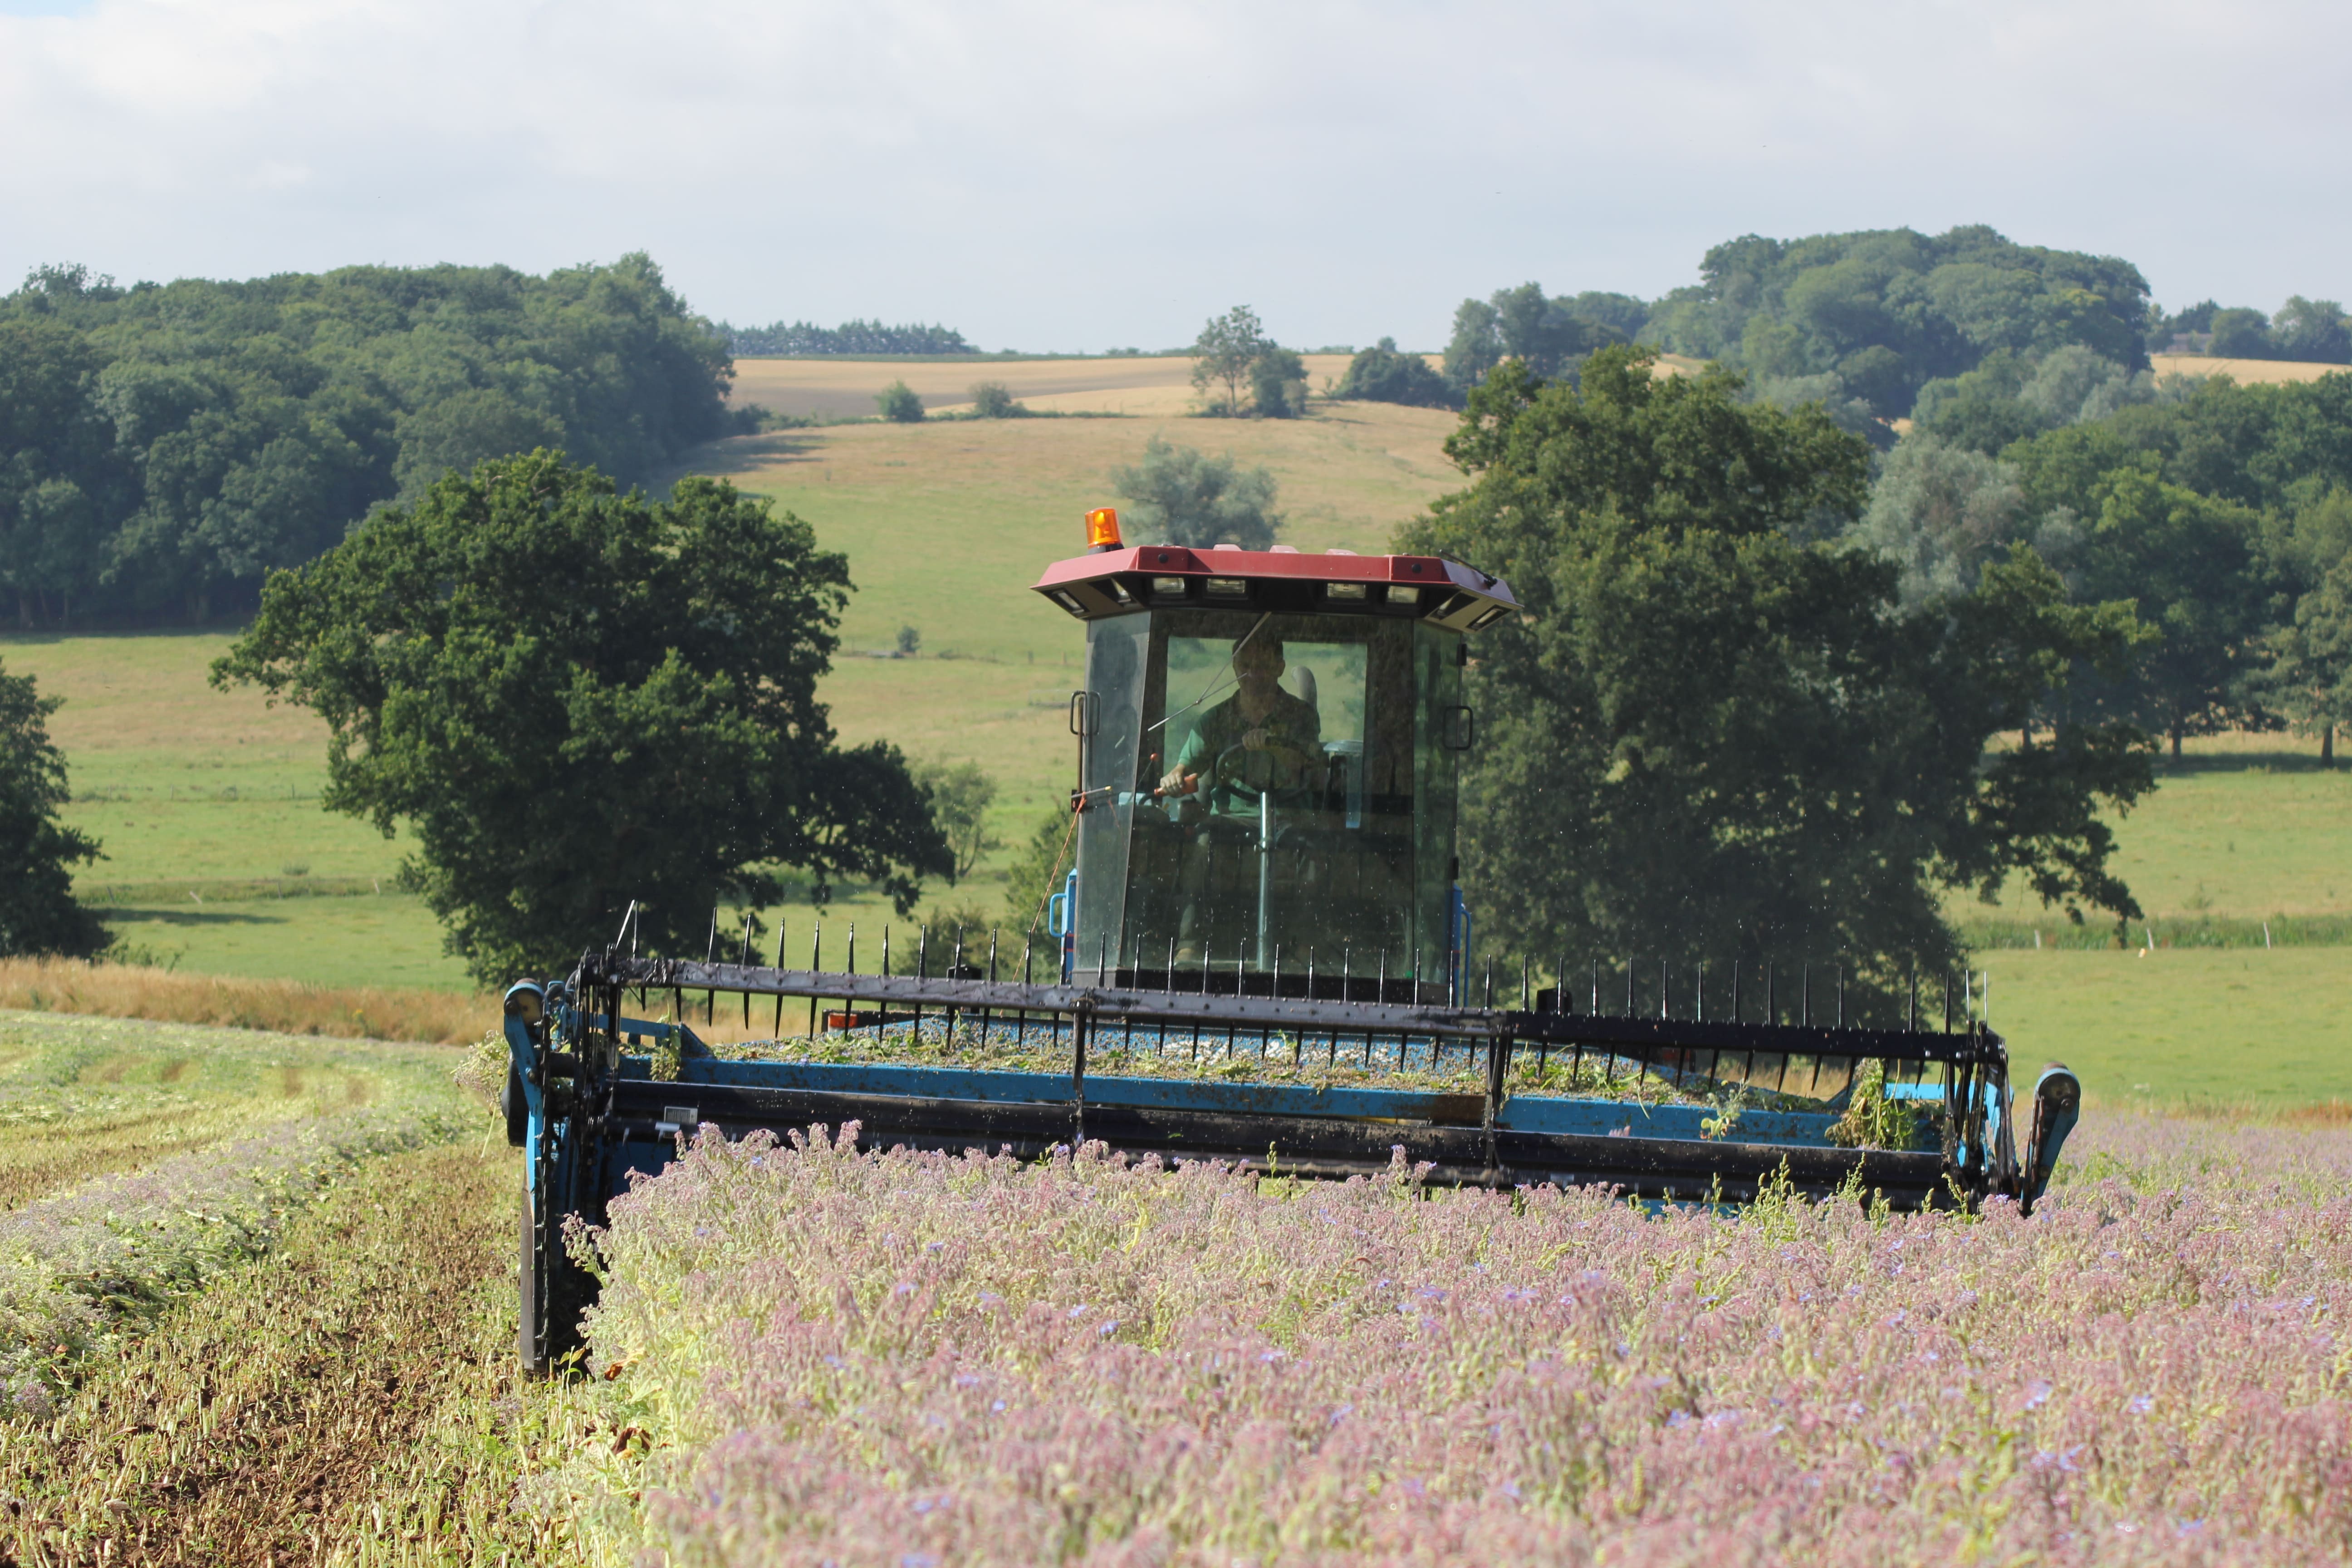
<box><xmin>5</xmin><ymin>262</ymin><xmax>2352</xmax><ymax>1565</ymax></box>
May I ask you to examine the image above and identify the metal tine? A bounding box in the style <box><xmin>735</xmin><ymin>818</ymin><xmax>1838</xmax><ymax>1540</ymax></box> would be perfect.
<box><xmin>1050</xmin><ymin>930</ymin><xmax>1063</xmax><ymax>1051</ymax></box>
<box><xmin>806</xmin><ymin>921</ymin><xmax>821</xmax><ymax>1039</ymax></box>
<box><xmin>1701</xmin><ymin>961</ymin><xmax>1720</xmax><ymax>1087</ymax></box>
<box><xmin>1331</xmin><ymin>946</ymin><xmax>1348</xmax><ymax>1066</ymax></box>
<box><xmin>1018</xmin><ymin>931</ymin><xmax>1034</xmax><ymax>1047</ymax></box>
<box><xmin>771</xmin><ymin>920</ymin><xmax>787</xmax><ymax>1040</ymax></box>
<box><xmin>1538</xmin><ymin>947</ymin><xmax>1558</xmax><ymax>1074</ymax></box>
<box><xmin>1299</xmin><ymin>948</ymin><xmax>1313</xmax><ymax>1066</ymax></box>
<box><xmin>1561</xmin><ymin>949</ymin><xmax>1581</xmax><ymax>1085</ymax></box>
<box><xmin>1392</xmin><ymin>945</ymin><xmax>1411</xmax><ymax>1081</ymax></box>
<box><xmin>914</xmin><ymin>926</ymin><xmax>930</xmax><ymax>1042</ymax></box>
<box><xmin>742</xmin><ymin>921</ymin><xmax>754</xmax><ymax>1028</ymax></box>
<box><xmin>980</xmin><ymin>929</ymin><xmax>997</xmax><ymax>1044</ymax></box>
<box><xmin>1404</xmin><ymin>944</ymin><xmax>1419</xmax><ymax>1072</ymax></box>
<box><xmin>1743</xmin><ymin>962</ymin><xmax>1760</xmax><ymax>1085</ymax></box>
<box><xmin>1810</xmin><ymin>967</ymin><xmax>1825</xmax><ymax>1090</ymax></box>
<box><xmin>631</xmin><ymin>903</ymin><xmax>644</xmax><ymax>1009</ymax></box>
<box><xmin>1369</xmin><ymin>950</ymin><xmax>1386</xmax><ymax>1068</ymax></box>
<box><xmin>1193</xmin><ymin>938</ymin><xmax>1207</xmax><ymax>1062</ymax></box>
<box><xmin>1120</xmin><ymin>930</ymin><xmax>1134</xmax><ymax>1055</ymax></box>
<box><xmin>1264</xmin><ymin>944</ymin><xmax>1280</xmax><ymax>1058</ymax></box>
<box><xmin>705</xmin><ymin>906</ymin><xmax>719</xmax><ymax>1025</ymax></box>
<box><xmin>1229</xmin><ymin>937</ymin><xmax>1243</xmax><ymax>1063</ymax></box>
<box><xmin>1635</xmin><ymin>956</ymin><xmax>1655</xmax><ymax>1087</ymax></box>
<box><xmin>952</xmin><ymin>928</ymin><xmax>966</xmax><ymax>1046</ymax></box>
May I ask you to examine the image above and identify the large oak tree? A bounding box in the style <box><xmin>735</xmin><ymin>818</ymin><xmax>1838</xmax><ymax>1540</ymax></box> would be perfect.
<box><xmin>1403</xmin><ymin>348</ymin><xmax>2156</xmax><ymax>1015</ymax></box>
<box><xmin>215</xmin><ymin>451</ymin><xmax>951</xmax><ymax>985</ymax></box>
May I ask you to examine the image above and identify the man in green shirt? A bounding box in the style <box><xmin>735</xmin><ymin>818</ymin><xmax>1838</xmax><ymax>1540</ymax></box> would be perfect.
<box><xmin>1158</xmin><ymin>634</ymin><xmax>1322</xmax><ymax>812</ymax></box>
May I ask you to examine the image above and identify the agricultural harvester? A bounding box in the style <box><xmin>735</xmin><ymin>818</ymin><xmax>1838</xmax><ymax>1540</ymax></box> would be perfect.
<box><xmin>502</xmin><ymin>509</ymin><xmax>2082</xmax><ymax>1372</ymax></box>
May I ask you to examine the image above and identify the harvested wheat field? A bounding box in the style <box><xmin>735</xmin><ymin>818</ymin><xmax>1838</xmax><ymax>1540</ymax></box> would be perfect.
<box><xmin>726</xmin><ymin>354</ymin><xmax>1361</xmax><ymax>420</ymax></box>
<box><xmin>2149</xmin><ymin>353</ymin><xmax>2351</xmax><ymax>386</ymax></box>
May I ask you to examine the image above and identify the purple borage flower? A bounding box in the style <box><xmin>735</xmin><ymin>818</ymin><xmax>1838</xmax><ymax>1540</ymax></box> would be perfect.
<box><xmin>580</xmin><ymin>1113</ymin><xmax>2352</xmax><ymax>1563</ymax></box>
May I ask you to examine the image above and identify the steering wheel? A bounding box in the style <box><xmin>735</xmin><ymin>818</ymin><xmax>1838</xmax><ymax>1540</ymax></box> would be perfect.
<box><xmin>1206</xmin><ymin>738</ymin><xmax>1303</xmax><ymax>812</ymax></box>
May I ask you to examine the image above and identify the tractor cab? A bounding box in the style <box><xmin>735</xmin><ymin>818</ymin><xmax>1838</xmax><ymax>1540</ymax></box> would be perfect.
<box><xmin>1032</xmin><ymin>512</ymin><xmax>1520</xmax><ymax>999</ymax></box>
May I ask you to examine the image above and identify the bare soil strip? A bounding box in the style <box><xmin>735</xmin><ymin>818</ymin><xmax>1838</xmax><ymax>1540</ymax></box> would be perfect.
<box><xmin>0</xmin><ymin>1142</ymin><xmax>576</xmax><ymax>1566</ymax></box>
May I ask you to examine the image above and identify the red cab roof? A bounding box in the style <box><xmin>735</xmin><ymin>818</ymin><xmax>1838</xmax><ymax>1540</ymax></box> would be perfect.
<box><xmin>1032</xmin><ymin>544</ymin><xmax>1520</xmax><ymax>632</ymax></box>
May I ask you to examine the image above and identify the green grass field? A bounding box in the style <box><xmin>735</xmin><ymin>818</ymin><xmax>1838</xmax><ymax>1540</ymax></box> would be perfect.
<box><xmin>3</xmin><ymin>381</ymin><xmax>2348</xmax><ymax>1104</ymax></box>
<box><xmin>1981</xmin><ymin>946</ymin><xmax>2351</xmax><ymax>1107</ymax></box>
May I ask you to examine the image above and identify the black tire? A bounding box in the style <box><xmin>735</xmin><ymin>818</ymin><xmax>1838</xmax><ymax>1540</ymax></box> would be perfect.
<box><xmin>501</xmin><ymin>1062</ymin><xmax>528</xmax><ymax>1147</ymax></box>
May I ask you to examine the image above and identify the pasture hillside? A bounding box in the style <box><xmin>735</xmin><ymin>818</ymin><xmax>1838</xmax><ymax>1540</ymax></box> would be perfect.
<box><xmin>2</xmin><ymin>358</ymin><xmax>2348</xmax><ymax>1105</ymax></box>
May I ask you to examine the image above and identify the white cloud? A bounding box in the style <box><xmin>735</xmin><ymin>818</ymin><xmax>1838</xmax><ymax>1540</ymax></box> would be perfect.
<box><xmin>1</xmin><ymin>0</ymin><xmax>2346</xmax><ymax>349</ymax></box>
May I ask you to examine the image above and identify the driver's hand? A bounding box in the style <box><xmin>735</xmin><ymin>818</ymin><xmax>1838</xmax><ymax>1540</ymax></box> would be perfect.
<box><xmin>1242</xmin><ymin>726</ymin><xmax>1268</xmax><ymax>751</ymax></box>
<box><xmin>1156</xmin><ymin>768</ymin><xmax>1197</xmax><ymax>798</ymax></box>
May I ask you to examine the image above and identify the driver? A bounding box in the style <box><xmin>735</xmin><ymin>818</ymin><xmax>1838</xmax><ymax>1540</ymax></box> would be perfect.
<box><xmin>1157</xmin><ymin>633</ymin><xmax>1321</xmax><ymax>812</ymax></box>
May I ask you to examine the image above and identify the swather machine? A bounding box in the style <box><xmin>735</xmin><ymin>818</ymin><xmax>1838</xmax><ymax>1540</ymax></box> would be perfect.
<box><xmin>503</xmin><ymin>507</ymin><xmax>2082</xmax><ymax>1372</ymax></box>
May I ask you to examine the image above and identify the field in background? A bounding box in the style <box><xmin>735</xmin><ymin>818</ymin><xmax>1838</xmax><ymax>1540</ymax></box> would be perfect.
<box><xmin>2150</xmin><ymin>352</ymin><xmax>2350</xmax><ymax>386</ymax></box>
<box><xmin>1981</xmin><ymin>946</ymin><xmax>2351</xmax><ymax>1106</ymax></box>
<box><xmin>725</xmin><ymin>348</ymin><xmax>1706</xmax><ymax>421</ymax></box>
<box><xmin>726</xmin><ymin>353</ymin><xmax>1360</xmax><ymax>419</ymax></box>
<box><xmin>1955</xmin><ymin>733</ymin><xmax>2352</xmax><ymax>924</ymax></box>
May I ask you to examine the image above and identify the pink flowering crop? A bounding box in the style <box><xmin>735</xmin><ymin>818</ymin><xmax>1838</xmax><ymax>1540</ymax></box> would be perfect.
<box><xmin>580</xmin><ymin>1116</ymin><xmax>2352</xmax><ymax>1566</ymax></box>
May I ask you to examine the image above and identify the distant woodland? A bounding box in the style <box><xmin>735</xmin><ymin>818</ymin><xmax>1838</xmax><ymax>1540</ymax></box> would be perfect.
<box><xmin>1395</xmin><ymin>226</ymin><xmax>2350</xmax><ymax>429</ymax></box>
<box><xmin>719</xmin><ymin>319</ymin><xmax>976</xmax><ymax>357</ymax></box>
<box><xmin>0</xmin><ymin>255</ymin><xmax>737</xmax><ymax>627</ymax></box>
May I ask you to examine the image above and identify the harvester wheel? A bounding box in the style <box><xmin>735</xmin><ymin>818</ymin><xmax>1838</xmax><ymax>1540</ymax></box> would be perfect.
<box><xmin>501</xmin><ymin>1062</ymin><xmax>527</xmax><ymax>1147</ymax></box>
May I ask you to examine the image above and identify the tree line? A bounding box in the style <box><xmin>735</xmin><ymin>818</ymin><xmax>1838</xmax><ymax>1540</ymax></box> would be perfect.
<box><xmin>0</xmin><ymin>256</ymin><xmax>738</xmax><ymax>629</ymax></box>
<box><xmin>1333</xmin><ymin>225</ymin><xmax>2351</xmax><ymax>437</ymax></box>
<box><xmin>722</xmin><ymin>319</ymin><xmax>977</xmax><ymax>357</ymax></box>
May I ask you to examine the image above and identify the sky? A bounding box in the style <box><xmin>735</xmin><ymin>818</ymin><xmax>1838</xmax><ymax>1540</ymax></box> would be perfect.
<box><xmin>1</xmin><ymin>0</ymin><xmax>2345</xmax><ymax>353</ymax></box>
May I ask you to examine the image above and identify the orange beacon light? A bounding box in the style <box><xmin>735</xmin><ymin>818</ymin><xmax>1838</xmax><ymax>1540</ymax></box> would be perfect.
<box><xmin>1084</xmin><ymin>507</ymin><xmax>1122</xmax><ymax>551</ymax></box>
